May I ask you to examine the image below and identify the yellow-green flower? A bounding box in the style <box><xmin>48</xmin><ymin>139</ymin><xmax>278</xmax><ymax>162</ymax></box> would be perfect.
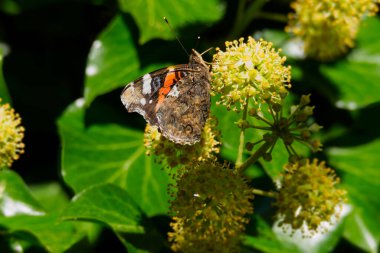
<box><xmin>273</xmin><ymin>159</ymin><xmax>346</xmax><ymax>236</ymax></box>
<box><xmin>168</xmin><ymin>161</ymin><xmax>254</xmax><ymax>252</ymax></box>
<box><xmin>212</xmin><ymin>37</ymin><xmax>291</xmax><ymax>112</ymax></box>
<box><xmin>287</xmin><ymin>0</ymin><xmax>380</xmax><ymax>60</ymax></box>
<box><xmin>144</xmin><ymin>116</ymin><xmax>220</xmax><ymax>168</ymax></box>
<box><xmin>0</xmin><ymin>99</ymin><xmax>25</xmax><ymax>169</ymax></box>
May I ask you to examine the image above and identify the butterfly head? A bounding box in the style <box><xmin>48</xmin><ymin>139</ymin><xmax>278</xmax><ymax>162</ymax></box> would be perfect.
<box><xmin>190</xmin><ymin>49</ymin><xmax>209</xmax><ymax>69</ymax></box>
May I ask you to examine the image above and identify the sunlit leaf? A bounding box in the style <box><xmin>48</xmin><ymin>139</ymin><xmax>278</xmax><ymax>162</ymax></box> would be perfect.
<box><xmin>0</xmin><ymin>170</ymin><xmax>45</xmax><ymax>217</ymax></box>
<box><xmin>320</xmin><ymin>17</ymin><xmax>380</xmax><ymax>109</ymax></box>
<box><xmin>58</xmin><ymin>99</ymin><xmax>171</xmax><ymax>216</ymax></box>
<box><xmin>29</xmin><ymin>182</ymin><xmax>69</xmax><ymax>213</ymax></box>
<box><xmin>62</xmin><ymin>184</ymin><xmax>167</xmax><ymax>252</ymax></box>
<box><xmin>118</xmin><ymin>0</ymin><xmax>224</xmax><ymax>43</ymax></box>
<box><xmin>327</xmin><ymin>140</ymin><xmax>380</xmax><ymax>252</ymax></box>
<box><xmin>62</xmin><ymin>184</ymin><xmax>143</xmax><ymax>233</ymax></box>
<box><xmin>0</xmin><ymin>214</ymin><xmax>84</xmax><ymax>253</ymax></box>
<box><xmin>83</xmin><ymin>15</ymin><xmax>139</xmax><ymax>105</ymax></box>
<box><xmin>0</xmin><ymin>170</ymin><xmax>83</xmax><ymax>253</ymax></box>
<box><xmin>343</xmin><ymin>210</ymin><xmax>378</xmax><ymax>253</ymax></box>
<box><xmin>243</xmin><ymin>217</ymin><xmax>301</xmax><ymax>253</ymax></box>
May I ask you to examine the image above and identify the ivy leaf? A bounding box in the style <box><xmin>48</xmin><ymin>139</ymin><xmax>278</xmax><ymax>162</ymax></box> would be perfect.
<box><xmin>0</xmin><ymin>170</ymin><xmax>45</xmax><ymax>216</ymax></box>
<box><xmin>0</xmin><ymin>214</ymin><xmax>84</xmax><ymax>253</ymax></box>
<box><xmin>243</xmin><ymin>217</ymin><xmax>301</xmax><ymax>253</ymax></box>
<box><xmin>62</xmin><ymin>184</ymin><xmax>144</xmax><ymax>233</ymax></box>
<box><xmin>29</xmin><ymin>182</ymin><xmax>69</xmax><ymax>213</ymax></box>
<box><xmin>0</xmin><ymin>47</ymin><xmax>11</xmax><ymax>104</ymax></box>
<box><xmin>327</xmin><ymin>140</ymin><xmax>380</xmax><ymax>252</ymax></box>
<box><xmin>0</xmin><ymin>170</ymin><xmax>84</xmax><ymax>253</ymax></box>
<box><xmin>343</xmin><ymin>210</ymin><xmax>378</xmax><ymax>253</ymax></box>
<box><xmin>320</xmin><ymin>17</ymin><xmax>380</xmax><ymax>110</ymax></box>
<box><xmin>118</xmin><ymin>0</ymin><xmax>224</xmax><ymax>44</ymax></box>
<box><xmin>61</xmin><ymin>184</ymin><xmax>167</xmax><ymax>252</ymax></box>
<box><xmin>58</xmin><ymin>99</ymin><xmax>171</xmax><ymax>216</ymax></box>
<box><xmin>83</xmin><ymin>15</ymin><xmax>139</xmax><ymax>105</ymax></box>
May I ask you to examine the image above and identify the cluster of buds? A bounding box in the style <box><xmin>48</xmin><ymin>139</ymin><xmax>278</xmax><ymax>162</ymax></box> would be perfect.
<box><xmin>245</xmin><ymin>94</ymin><xmax>322</xmax><ymax>162</ymax></box>
<box><xmin>0</xmin><ymin>99</ymin><xmax>25</xmax><ymax>169</ymax></box>
<box><xmin>287</xmin><ymin>0</ymin><xmax>380</xmax><ymax>60</ymax></box>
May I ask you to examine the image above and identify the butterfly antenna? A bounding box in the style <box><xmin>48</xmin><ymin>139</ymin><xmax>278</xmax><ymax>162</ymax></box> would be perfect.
<box><xmin>200</xmin><ymin>47</ymin><xmax>213</xmax><ymax>56</ymax></box>
<box><xmin>163</xmin><ymin>17</ymin><xmax>189</xmax><ymax>56</ymax></box>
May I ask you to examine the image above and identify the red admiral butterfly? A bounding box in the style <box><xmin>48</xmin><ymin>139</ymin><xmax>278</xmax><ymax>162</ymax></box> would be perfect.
<box><xmin>120</xmin><ymin>49</ymin><xmax>211</xmax><ymax>145</ymax></box>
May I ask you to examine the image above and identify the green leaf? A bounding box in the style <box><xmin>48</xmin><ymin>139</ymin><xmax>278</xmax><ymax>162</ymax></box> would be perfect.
<box><xmin>0</xmin><ymin>214</ymin><xmax>84</xmax><ymax>253</ymax></box>
<box><xmin>29</xmin><ymin>182</ymin><xmax>69</xmax><ymax>213</ymax></box>
<box><xmin>118</xmin><ymin>0</ymin><xmax>224</xmax><ymax>43</ymax></box>
<box><xmin>62</xmin><ymin>184</ymin><xmax>144</xmax><ymax>233</ymax></box>
<box><xmin>0</xmin><ymin>170</ymin><xmax>45</xmax><ymax>216</ymax></box>
<box><xmin>0</xmin><ymin>47</ymin><xmax>11</xmax><ymax>104</ymax></box>
<box><xmin>0</xmin><ymin>170</ymin><xmax>84</xmax><ymax>253</ymax></box>
<box><xmin>58</xmin><ymin>100</ymin><xmax>171</xmax><ymax>216</ymax></box>
<box><xmin>243</xmin><ymin>217</ymin><xmax>301</xmax><ymax>253</ymax></box>
<box><xmin>343</xmin><ymin>210</ymin><xmax>378</xmax><ymax>253</ymax></box>
<box><xmin>244</xmin><ymin>213</ymin><xmax>344</xmax><ymax>253</ymax></box>
<box><xmin>84</xmin><ymin>15</ymin><xmax>139</xmax><ymax>105</ymax></box>
<box><xmin>62</xmin><ymin>184</ymin><xmax>166</xmax><ymax>252</ymax></box>
<box><xmin>320</xmin><ymin>17</ymin><xmax>380</xmax><ymax>109</ymax></box>
<box><xmin>327</xmin><ymin>140</ymin><xmax>380</xmax><ymax>252</ymax></box>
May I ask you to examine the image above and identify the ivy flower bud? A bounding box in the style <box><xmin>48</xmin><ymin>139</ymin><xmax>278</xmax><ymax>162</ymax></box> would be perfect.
<box><xmin>274</xmin><ymin>159</ymin><xmax>346</xmax><ymax>236</ymax></box>
<box><xmin>212</xmin><ymin>37</ymin><xmax>291</xmax><ymax>112</ymax></box>
<box><xmin>0</xmin><ymin>99</ymin><xmax>25</xmax><ymax>169</ymax></box>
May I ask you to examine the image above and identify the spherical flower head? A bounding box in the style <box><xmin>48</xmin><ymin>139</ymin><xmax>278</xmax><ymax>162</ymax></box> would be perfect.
<box><xmin>0</xmin><ymin>99</ymin><xmax>25</xmax><ymax>169</ymax></box>
<box><xmin>144</xmin><ymin>116</ymin><xmax>220</xmax><ymax>168</ymax></box>
<box><xmin>168</xmin><ymin>161</ymin><xmax>254</xmax><ymax>252</ymax></box>
<box><xmin>287</xmin><ymin>0</ymin><xmax>380</xmax><ymax>60</ymax></box>
<box><xmin>212</xmin><ymin>37</ymin><xmax>291</xmax><ymax>112</ymax></box>
<box><xmin>273</xmin><ymin>159</ymin><xmax>346</xmax><ymax>236</ymax></box>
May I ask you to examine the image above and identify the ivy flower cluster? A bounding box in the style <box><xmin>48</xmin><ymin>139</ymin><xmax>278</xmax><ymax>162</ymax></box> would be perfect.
<box><xmin>287</xmin><ymin>0</ymin><xmax>380</xmax><ymax>60</ymax></box>
<box><xmin>168</xmin><ymin>161</ymin><xmax>254</xmax><ymax>252</ymax></box>
<box><xmin>274</xmin><ymin>159</ymin><xmax>346</xmax><ymax>236</ymax></box>
<box><xmin>212</xmin><ymin>37</ymin><xmax>291</xmax><ymax>112</ymax></box>
<box><xmin>0</xmin><ymin>99</ymin><xmax>25</xmax><ymax>169</ymax></box>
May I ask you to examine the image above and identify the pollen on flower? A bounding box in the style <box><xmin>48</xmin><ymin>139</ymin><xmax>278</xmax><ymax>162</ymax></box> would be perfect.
<box><xmin>212</xmin><ymin>37</ymin><xmax>291</xmax><ymax>112</ymax></box>
<box><xmin>273</xmin><ymin>159</ymin><xmax>346</xmax><ymax>236</ymax></box>
<box><xmin>143</xmin><ymin>116</ymin><xmax>220</xmax><ymax>168</ymax></box>
<box><xmin>168</xmin><ymin>160</ymin><xmax>254</xmax><ymax>252</ymax></box>
<box><xmin>0</xmin><ymin>99</ymin><xmax>25</xmax><ymax>169</ymax></box>
<box><xmin>286</xmin><ymin>0</ymin><xmax>380</xmax><ymax>60</ymax></box>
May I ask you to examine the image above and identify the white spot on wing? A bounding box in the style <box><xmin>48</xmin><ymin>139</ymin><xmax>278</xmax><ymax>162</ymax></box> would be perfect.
<box><xmin>149</xmin><ymin>100</ymin><xmax>153</xmax><ymax>104</ymax></box>
<box><xmin>168</xmin><ymin>85</ymin><xmax>179</xmax><ymax>97</ymax></box>
<box><xmin>142</xmin><ymin>74</ymin><xmax>152</xmax><ymax>95</ymax></box>
<box><xmin>140</xmin><ymin>98</ymin><xmax>146</xmax><ymax>105</ymax></box>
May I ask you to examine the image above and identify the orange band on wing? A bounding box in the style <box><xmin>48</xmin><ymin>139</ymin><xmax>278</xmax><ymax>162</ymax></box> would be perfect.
<box><xmin>156</xmin><ymin>69</ymin><xmax>183</xmax><ymax>110</ymax></box>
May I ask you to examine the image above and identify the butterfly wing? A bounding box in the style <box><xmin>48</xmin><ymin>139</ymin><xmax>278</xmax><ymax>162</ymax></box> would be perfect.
<box><xmin>120</xmin><ymin>65</ymin><xmax>189</xmax><ymax>126</ymax></box>
<box><xmin>156</xmin><ymin>63</ymin><xmax>211</xmax><ymax>145</ymax></box>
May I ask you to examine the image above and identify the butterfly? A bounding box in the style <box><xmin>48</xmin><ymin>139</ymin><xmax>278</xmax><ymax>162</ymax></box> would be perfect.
<box><xmin>120</xmin><ymin>49</ymin><xmax>211</xmax><ymax>145</ymax></box>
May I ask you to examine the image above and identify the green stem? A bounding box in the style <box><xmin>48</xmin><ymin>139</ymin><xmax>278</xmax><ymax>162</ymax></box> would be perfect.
<box><xmin>255</xmin><ymin>12</ymin><xmax>288</xmax><ymax>23</ymax></box>
<box><xmin>229</xmin><ymin>0</ymin><xmax>267</xmax><ymax>39</ymax></box>
<box><xmin>252</xmin><ymin>188</ymin><xmax>277</xmax><ymax>198</ymax></box>
<box><xmin>236</xmin><ymin>139</ymin><xmax>274</xmax><ymax>171</ymax></box>
<box><xmin>236</xmin><ymin>102</ymin><xmax>249</xmax><ymax>167</ymax></box>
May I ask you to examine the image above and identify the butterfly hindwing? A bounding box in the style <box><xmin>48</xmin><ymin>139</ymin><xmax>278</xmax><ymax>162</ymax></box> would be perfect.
<box><xmin>156</xmin><ymin>68</ymin><xmax>210</xmax><ymax>144</ymax></box>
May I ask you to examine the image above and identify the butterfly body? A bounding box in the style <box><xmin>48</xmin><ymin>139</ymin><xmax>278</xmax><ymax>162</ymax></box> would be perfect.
<box><xmin>121</xmin><ymin>49</ymin><xmax>211</xmax><ymax>145</ymax></box>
